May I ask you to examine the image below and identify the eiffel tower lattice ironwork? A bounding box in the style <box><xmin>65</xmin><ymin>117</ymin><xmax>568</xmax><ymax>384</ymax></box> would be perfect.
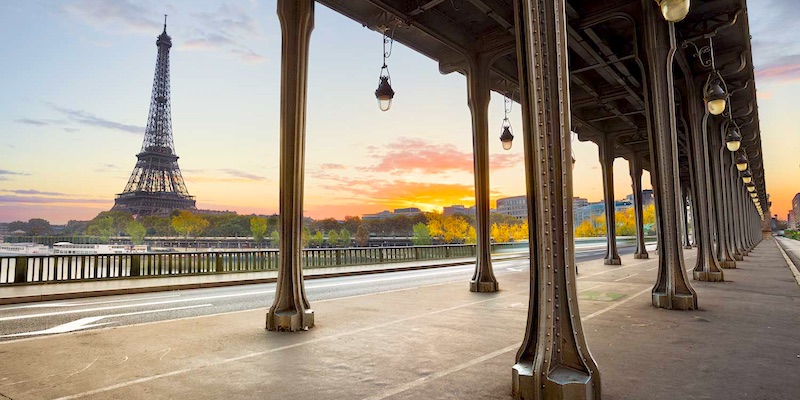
<box><xmin>113</xmin><ymin>16</ymin><xmax>196</xmax><ymax>217</ymax></box>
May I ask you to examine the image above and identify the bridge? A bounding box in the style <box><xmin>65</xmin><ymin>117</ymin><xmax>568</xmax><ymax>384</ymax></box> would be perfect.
<box><xmin>0</xmin><ymin>1</ymin><xmax>794</xmax><ymax>399</ymax></box>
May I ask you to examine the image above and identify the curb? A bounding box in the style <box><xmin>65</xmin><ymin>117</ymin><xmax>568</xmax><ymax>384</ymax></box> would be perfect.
<box><xmin>773</xmin><ymin>237</ymin><xmax>800</xmax><ymax>287</ymax></box>
<box><xmin>0</xmin><ymin>255</ymin><xmax>529</xmax><ymax>305</ymax></box>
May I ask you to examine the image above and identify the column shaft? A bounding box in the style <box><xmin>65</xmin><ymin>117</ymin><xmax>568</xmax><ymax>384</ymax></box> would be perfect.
<box><xmin>511</xmin><ymin>0</ymin><xmax>600</xmax><ymax>398</ymax></box>
<box><xmin>642</xmin><ymin>7</ymin><xmax>697</xmax><ymax>310</ymax></box>
<box><xmin>711</xmin><ymin>130</ymin><xmax>736</xmax><ymax>268</ymax></box>
<box><xmin>267</xmin><ymin>0</ymin><xmax>314</xmax><ymax>331</ymax></box>
<box><xmin>630</xmin><ymin>155</ymin><xmax>649</xmax><ymax>259</ymax></box>
<box><xmin>682</xmin><ymin>70</ymin><xmax>723</xmax><ymax>282</ymax></box>
<box><xmin>467</xmin><ymin>53</ymin><xmax>498</xmax><ymax>292</ymax></box>
<box><xmin>599</xmin><ymin>137</ymin><xmax>621</xmax><ymax>265</ymax></box>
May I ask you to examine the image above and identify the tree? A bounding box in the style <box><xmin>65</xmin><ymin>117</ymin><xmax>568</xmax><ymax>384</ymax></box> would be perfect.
<box><xmin>327</xmin><ymin>229</ymin><xmax>339</xmax><ymax>247</ymax></box>
<box><xmin>302</xmin><ymin>227</ymin><xmax>311</xmax><ymax>248</ymax></box>
<box><xmin>466</xmin><ymin>226</ymin><xmax>477</xmax><ymax>244</ymax></box>
<box><xmin>615</xmin><ymin>208</ymin><xmax>636</xmax><ymax>236</ymax></box>
<box><xmin>142</xmin><ymin>215</ymin><xmax>174</xmax><ymax>236</ymax></box>
<box><xmin>171</xmin><ymin>211</ymin><xmax>209</xmax><ymax>238</ymax></box>
<box><xmin>269</xmin><ymin>230</ymin><xmax>280</xmax><ymax>248</ymax></box>
<box><xmin>492</xmin><ymin>223</ymin><xmax>512</xmax><ymax>243</ymax></box>
<box><xmin>355</xmin><ymin>224</ymin><xmax>370</xmax><ymax>247</ymax></box>
<box><xmin>87</xmin><ymin>216</ymin><xmax>114</xmax><ymax>243</ymax></box>
<box><xmin>126</xmin><ymin>221</ymin><xmax>146</xmax><ymax>245</ymax></box>
<box><xmin>310</xmin><ymin>231</ymin><xmax>324</xmax><ymax>247</ymax></box>
<box><xmin>250</xmin><ymin>217</ymin><xmax>268</xmax><ymax>245</ymax></box>
<box><xmin>411</xmin><ymin>222</ymin><xmax>432</xmax><ymax>245</ymax></box>
<box><xmin>339</xmin><ymin>228</ymin><xmax>351</xmax><ymax>247</ymax></box>
<box><xmin>27</xmin><ymin>218</ymin><xmax>53</xmax><ymax>236</ymax></box>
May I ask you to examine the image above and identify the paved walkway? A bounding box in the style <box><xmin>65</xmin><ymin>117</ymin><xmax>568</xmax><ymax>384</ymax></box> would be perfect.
<box><xmin>0</xmin><ymin>239</ymin><xmax>798</xmax><ymax>399</ymax></box>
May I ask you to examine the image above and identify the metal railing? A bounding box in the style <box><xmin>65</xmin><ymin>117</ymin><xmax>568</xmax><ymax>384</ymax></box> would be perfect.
<box><xmin>0</xmin><ymin>242</ymin><xmax>527</xmax><ymax>285</ymax></box>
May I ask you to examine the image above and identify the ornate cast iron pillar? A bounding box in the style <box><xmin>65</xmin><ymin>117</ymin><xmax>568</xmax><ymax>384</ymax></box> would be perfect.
<box><xmin>681</xmin><ymin>185</ymin><xmax>693</xmax><ymax>249</ymax></box>
<box><xmin>709</xmin><ymin>128</ymin><xmax>736</xmax><ymax>268</ymax></box>
<box><xmin>267</xmin><ymin>0</ymin><xmax>314</xmax><ymax>332</ymax></box>
<box><xmin>599</xmin><ymin>136</ymin><xmax>622</xmax><ymax>265</ymax></box>
<box><xmin>685</xmin><ymin>74</ymin><xmax>723</xmax><ymax>282</ymax></box>
<box><xmin>725</xmin><ymin>160</ymin><xmax>744</xmax><ymax>261</ymax></box>
<box><xmin>467</xmin><ymin>52</ymin><xmax>499</xmax><ymax>293</ymax></box>
<box><xmin>511</xmin><ymin>0</ymin><xmax>600</xmax><ymax>398</ymax></box>
<box><xmin>642</xmin><ymin>3</ymin><xmax>697</xmax><ymax>310</ymax></box>
<box><xmin>732</xmin><ymin>168</ymin><xmax>748</xmax><ymax>256</ymax></box>
<box><xmin>630</xmin><ymin>154</ymin><xmax>649</xmax><ymax>259</ymax></box>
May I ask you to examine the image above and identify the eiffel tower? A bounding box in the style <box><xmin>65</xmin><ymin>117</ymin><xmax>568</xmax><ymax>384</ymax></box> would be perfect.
<box><xmin>113</xmin><ymin>17</ymin><xmax>196</xmax><ymax>217</ymax></box>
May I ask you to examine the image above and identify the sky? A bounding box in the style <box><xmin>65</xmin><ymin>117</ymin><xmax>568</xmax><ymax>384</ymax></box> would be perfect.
<box><xmin>0</xmin><ymin>0</ymin><xmax>797</xmax><ymax>225</ymax></box>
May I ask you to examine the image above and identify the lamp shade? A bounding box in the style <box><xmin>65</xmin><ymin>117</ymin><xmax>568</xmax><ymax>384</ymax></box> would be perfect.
<box><xmin>375</xmin><ymin>76</ymin><xmax>395</xmax><ymax>112</ymax></box>
<box><xmin>725</xmin><ymin>125</ymin><xmax>742</xmax><ymax>152</ymax></box>
<box><xmin>500</xmin><ymin>125</ymin><xmax>514</xmax><ymax>150</ymax></box>
<box><xmin>735</xmin><ymin>151</ymin><xmax>748</xmax><ymax>171</ymax></box>
<box><xmin>658</xmin><ymin>0</ymin><xmax>691</xmax><ymax>22</ymax></box>
<box><xmin>704</xmin><ymin>76</ymin><xmax>727</xmax><ymax>116</ymax></box>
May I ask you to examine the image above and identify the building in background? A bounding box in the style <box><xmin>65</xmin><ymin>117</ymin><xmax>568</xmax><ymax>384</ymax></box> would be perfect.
<box><xmin>443</xmin><ymin>205</ymin><xmax>476</xmax><ymax>217</ymax></box>
<box><xmin>363</xmin><ymin>208</ymin><xmax>423</xmax><ymax>220</ymax></box>
<box><xmin>573</xmin><ymin>197</ymin><xmax>589</xmax><ymax>209</ymax></box>
<box><xmin>791</xmin><ymin>193</ymin><xmax>800</xmax><ymax>230</ymax></box>
<box><xmin>495</xmin><ymin>195</ymin><xmax>528</xmax><ymax>220</ymax></box>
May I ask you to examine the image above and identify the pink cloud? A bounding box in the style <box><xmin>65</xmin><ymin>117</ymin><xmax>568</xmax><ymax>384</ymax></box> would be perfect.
<box><xmin>367</xmin><ymin>138</ymin><xmax>523</xmax><ymax>174</ymax></box>
<box><xmin>755</xmin><ymin>63</ymin><xmax>800</xmax><ymax>83</ymax></box>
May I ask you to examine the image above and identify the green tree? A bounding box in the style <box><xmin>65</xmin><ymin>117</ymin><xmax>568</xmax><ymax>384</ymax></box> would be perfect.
<box><xmin>310</xmin><ymin>231</ymin><xmax>324</xmax><ymax>247</ymax></box>
<box><xmin>250</xmin><ymin>217</ymin><xmax>268</xmax><ymax>245</ymax></box>
<box><xmin>355</xmin><ymin>224</ymin><xmax>370</xmax><ymax>247</ymax></box>
<box><xmin>126</xmin><ymin>221</ymin><xmax>146</xmax><ymax>245</ymax></box>
<box><xmin>411</xmin><ymin>222</ymin><xmax>432</xmax><ymax>245</ymax></box>
<box><xmin>171</xmin><ymin>211</ymin><xmax>209</xmax><ymax>238</ymax></box>
<box><xmin>302</xmin><ymin>227</ymin><xmax>311</xmax><ymax>248</ymax></box>
<box><xmin>87</xmin><ymin>216</ymin><xmax>114</xmax><ymax>243</ymax></box>
<box><xmin>339</xmin><ymin>228</ymin><xmax>351</xmax><ymax>247</ymax></box>
<box><xmin>327</xmin><ymin>229</ymin><xmax>339</xmax><ymax>247</ymax></box>
<box><xmin>269</xmin><ymin>230</ymin><xmax>280</xmax><ymax>248</ymax></box>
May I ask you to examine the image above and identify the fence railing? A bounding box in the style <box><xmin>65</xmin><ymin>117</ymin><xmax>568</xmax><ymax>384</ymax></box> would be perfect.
<box><xmin>0</xmin><ymin>242</ymin><xmax>528</xmax><ymax>286</ymax></box>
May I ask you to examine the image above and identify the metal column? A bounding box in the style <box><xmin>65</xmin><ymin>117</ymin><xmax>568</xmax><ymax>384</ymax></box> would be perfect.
<box><xmin>267</xmin><ymin>0</ymin><xmax>315</xmax><ymax>331</ymax></box>
<box><xmin>511</xmin><ymin>0</ymin><xmax>600</xmax><ymax>398</ymax></box>
<box><xmin>599</xmin><ymin>136</ymin><xmax>622</xmax><ymax>265</ymax></box>
<box><xmin>630</xmin><ymin>154</ymin><xmax>649</xmax><ymax>259</ymax></box>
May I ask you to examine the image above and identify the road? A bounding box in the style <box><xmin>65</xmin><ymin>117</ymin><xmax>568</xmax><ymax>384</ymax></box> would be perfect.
<box><xmin>0</xmin><ymin>242</ymin><xmax>653</xmax><ymax>341</ymax></box>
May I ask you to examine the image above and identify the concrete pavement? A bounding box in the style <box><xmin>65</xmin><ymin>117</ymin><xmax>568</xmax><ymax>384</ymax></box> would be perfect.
<box><xmin>0</xmin><ymin>239</ymin><xmax>798</xmax><ymax>399</ymax></box>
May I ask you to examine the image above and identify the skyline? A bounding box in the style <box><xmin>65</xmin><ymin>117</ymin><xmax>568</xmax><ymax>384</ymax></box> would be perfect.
<box><xmin>1</xmin><ymin>0</ymin><xmax>798</xmax><ymax>225</ymax></box>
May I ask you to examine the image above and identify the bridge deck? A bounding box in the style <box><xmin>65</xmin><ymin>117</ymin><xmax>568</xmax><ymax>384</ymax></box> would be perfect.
<box><xmin>0</xmin><ymin>239</ymin><xmax>797</xmax><ymax>399</ymax></box>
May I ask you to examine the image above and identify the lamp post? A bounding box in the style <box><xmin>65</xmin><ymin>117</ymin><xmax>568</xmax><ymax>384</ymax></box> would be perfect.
<box><xmin>703</xmin><ymin>70</ymin><xmax>728</xmax><ymax>116</ymax></box>
<box><xmin>499</xmin><ymin>93</ymin><xmax>514</xmax><ymax>150</ymax></box>
<box><xmin>375</xmin><ymin>27</ymin><xmax>395</xmax><ymax>111</ymax></box>
<box><xmin>735</xmin><ymin>150</ymin><xmax>748</xmax><ymax>171</ymax></box>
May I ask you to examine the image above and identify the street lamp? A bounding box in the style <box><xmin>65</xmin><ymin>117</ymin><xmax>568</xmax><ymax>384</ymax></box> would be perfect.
<box><xmin>746</xmin><ymin>183</ymin><xmax>756</xmax><ymax>192</ymax></box>
<box><xmin>735</xmin><ymin>151</ymin><xmax>748</xmax><ymax>171</ymax></box>
<box><xmin>725</xmin><ymin>123</ymin><xmax>742</xmax><ymax>152</ymax></box>
<box><xmin>704</xmin><ymin>71</ymin><xmax>728</xmax><ymax>116</ymax></box>
<box><xmin>499</xmin><ymin>93</ymin><xmax>514</xmax><ymax>150</ymax></box>
<box><xmin>375</xmin><ymin>28</ymin><xmax>395</xmax><ymax>112</ymax></box>
<box><xmin>741</xmin><ymin>169</ymin><xmax>752</xmax><ymax>184</ymax></box>
<box><xmin>656</xmin><ymin>0</ymin><xmax>691</xmax><ymax>22</ymax></box>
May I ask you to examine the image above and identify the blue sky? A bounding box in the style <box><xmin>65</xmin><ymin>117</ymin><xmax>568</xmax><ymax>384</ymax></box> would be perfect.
<box><xmin>0</xmin><ymin>0</ymin><xmax>797</xmax><ymax>224</ymax></box>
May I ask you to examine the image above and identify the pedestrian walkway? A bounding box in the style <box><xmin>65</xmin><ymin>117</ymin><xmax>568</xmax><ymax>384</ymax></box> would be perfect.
<box><xmin>0</xmin><ymin>253</ymin><xmax>527</xmax><ymax>305</ymax></box>
<box><xmin>0</xmin><ymin>239</ymin><xmax>797</xmax><ymax>399</ymax></box>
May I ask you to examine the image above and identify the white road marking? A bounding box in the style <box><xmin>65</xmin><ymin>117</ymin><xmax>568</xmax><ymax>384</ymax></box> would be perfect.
<box><xmin>0</xmin><ymin>291</ymin><xmax>271</xmax><ymax>322</ymax></box>
<box><xmin>0</xmin><ymin>295</ymin><xmax>182</xmax><ymax>311</ymax></box>
<box><xmin>614</xmin><ymin>273</ymin><xmax>640</xmax><ymax>282</ymax></box>
<box><xmin>0</xmin><ymin>304</ymin><xmax>212</xmax><ymax>337</ymax></box>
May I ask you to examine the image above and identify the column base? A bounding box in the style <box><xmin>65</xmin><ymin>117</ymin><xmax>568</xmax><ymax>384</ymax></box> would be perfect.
<box><xmin>693</xmin><ymin>270</ymin><xmax>724</xmax><ymax>282</ymax></box>
<box><xmin>470</xmin><ymin>280</ymin><xmax>498</xmax><ymax>292</ymax></box>
<box><xmin>740</xmin><ymin>250</ymin><xmax>748</xmax><ymax>256</ymax></box>
<box><xmin>720</xmin><ymin>260</ymin><xmax>737</xmax><ymax>269</ymax></box>
<box><xmin>513</xmin><ymin>363</ymin><xmax>595</xmax><ymax>400</ymax></box>
<box><xmin>652</xmin><ymin>292</ymin><xmax>697</xmax><ymax>310</ymax></box>
<box><xmin>604</xmin><ymin>257</ymin><xmax>621</xmax><ymax>265</ymax></box>
<box><xmin>266</xmin><ymin>309</ymin><xmax>314</xmax><ymax>332</ymax></box>
<box><xmin>634</xmin><ymin>252</ymin><xmax>649</xmax><ymax>259</ymax></box>
<box><xmin>683</xmin><ymin>245</ymin><xmax>693</xmax><ymax>249</ymax></box>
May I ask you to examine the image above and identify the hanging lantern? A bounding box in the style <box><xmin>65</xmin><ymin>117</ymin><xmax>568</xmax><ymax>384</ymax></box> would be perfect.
<box><xmin>375</xmin><ymin>28</ymin><xmax>395</xmax><ymax>112</ymax></box>
<box><xmin>735</xmin><ymin>151</ymin><xmax>748</xmax><ymax>172</ymax></box>
<box><xmin>704</xmin><ymin>71</ymin><xmax>727</xmax><ymax>116</ymax></box>
<box><xmin>725</xmin><ymin>123</ymin><xmax>742</xmax><ymax>152</ymax></box>
<box><xmin>499</xmin><ymin>93</ymin><xmax>514</xmax><ymax>150</ymax></box>
<box><xmin>656</xmin><ymin>0</ymin><xmax>691</xmax><ymax>22</ymax></box>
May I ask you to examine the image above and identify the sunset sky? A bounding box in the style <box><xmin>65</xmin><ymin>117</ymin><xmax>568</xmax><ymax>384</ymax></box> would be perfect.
<box><xmin>0</xmin><ymin>0</ymin><xmax>798</xmax><ymax>225</ymax></box>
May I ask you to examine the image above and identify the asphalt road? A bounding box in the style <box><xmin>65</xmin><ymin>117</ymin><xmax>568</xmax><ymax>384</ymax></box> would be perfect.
<box><xmin>0</xmin><ymin>242</ymin><xmax>652</xmax><ymax>341</ymax></box>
